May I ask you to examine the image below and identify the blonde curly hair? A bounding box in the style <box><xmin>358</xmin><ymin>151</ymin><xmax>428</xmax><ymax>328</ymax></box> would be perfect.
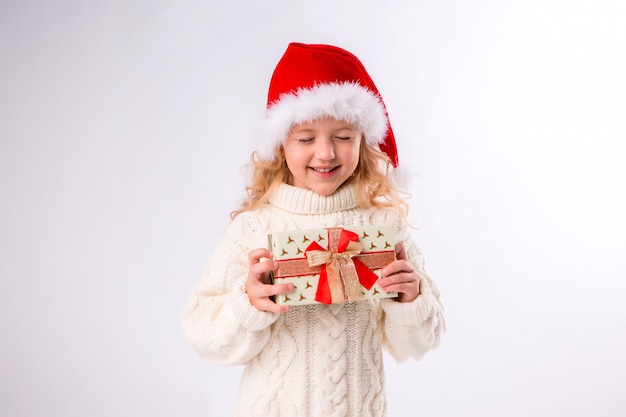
<box><xmin>231</xmin><ymin>136</ymin><xmax>409</xmax><ymax>219</ymax></box>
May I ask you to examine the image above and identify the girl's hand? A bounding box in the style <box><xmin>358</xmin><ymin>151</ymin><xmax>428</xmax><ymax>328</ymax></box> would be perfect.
<box><xmin>245</xmin><ymin>248</ymin><xmax>292</xmax><ymax>313</ymax></box>
<box><xmin>379</xmin><ymin>243</ymin><xmax>421</xmax><ymax>303</ymax></box>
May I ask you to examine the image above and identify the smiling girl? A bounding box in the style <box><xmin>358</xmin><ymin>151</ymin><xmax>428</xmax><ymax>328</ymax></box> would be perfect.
<box><xmin>182</xmin><ymin>42</ymin><xmax>445</xmax><ymax>417</ymax></box>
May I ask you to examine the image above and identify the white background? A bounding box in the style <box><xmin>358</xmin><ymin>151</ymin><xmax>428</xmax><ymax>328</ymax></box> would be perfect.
<box><xmin>1</xmin><ymin>0</ymin><xmax>625</xmax><ymax>416</ymax></box>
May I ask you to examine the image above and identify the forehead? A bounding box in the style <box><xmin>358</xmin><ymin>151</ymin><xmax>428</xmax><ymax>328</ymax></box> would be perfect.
<box><xmin>290</xmin><ymin>117</ymin><xmax>360</xmax><ymax>133</ymax></box>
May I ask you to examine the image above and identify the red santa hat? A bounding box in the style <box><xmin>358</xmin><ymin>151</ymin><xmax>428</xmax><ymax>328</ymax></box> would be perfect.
<box><xmin>258</xmin><ymin>42</ymin><xmax>399</xmax><ymax>167</ymax></box>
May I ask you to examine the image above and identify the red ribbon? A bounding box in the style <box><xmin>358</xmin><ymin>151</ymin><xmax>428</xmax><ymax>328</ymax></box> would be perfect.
<box><xmin>305</xmin><ymin>228</ymin><xmax>379</xmax><ymax>304</ymax></box>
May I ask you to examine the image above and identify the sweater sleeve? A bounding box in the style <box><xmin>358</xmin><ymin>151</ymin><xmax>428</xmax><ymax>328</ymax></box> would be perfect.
<box><xmin>380</xmin><ymin>223</ymin><xmax>446</xmax><ymax>362</ymax></box>
<box><xmin>181</xmin><ymin>215</ymin><xmax>279</xmax><ymax>365</ymax></box>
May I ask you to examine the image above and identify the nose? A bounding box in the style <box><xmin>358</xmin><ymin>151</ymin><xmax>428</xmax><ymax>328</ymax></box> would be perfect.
<box><xmin>315</xmin><ymin>137</ymin><xmax>335</xmax><ymax>160</ymax></box>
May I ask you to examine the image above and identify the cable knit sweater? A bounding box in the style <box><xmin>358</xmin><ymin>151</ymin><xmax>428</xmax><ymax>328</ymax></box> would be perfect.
<box><xmin>182</xmin><ymin>183</ymin><xmax>445</xmax><ymax>417</ymax></box>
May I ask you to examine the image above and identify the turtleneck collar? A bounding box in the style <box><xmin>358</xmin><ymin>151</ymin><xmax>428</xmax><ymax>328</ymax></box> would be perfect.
<box><xmin>269</xmin><ymin>184</ymin><xmax>359</xmax><ymax>215</ymax></box>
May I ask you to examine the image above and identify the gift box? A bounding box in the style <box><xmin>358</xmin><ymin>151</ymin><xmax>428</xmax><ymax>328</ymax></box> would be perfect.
<box><xmin>268</xmin><ymin>225</ymin><xmax>398</xmax><ymax>306</ymax></box>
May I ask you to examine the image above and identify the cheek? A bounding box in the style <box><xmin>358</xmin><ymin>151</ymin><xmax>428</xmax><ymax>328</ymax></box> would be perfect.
<box><xmin>347</xmin><ymin>144</ymin><xmax>361</xmax><ymax>166</ymax></box>
<box><xmin>283</xmin><ymin>147</ymin><xmax>306</xmax><ymax>170</ymax></box>
<box><xmin>282</xmin><ymin>144</ymin><xmax>296</xmax><ymax>163</ymax></box>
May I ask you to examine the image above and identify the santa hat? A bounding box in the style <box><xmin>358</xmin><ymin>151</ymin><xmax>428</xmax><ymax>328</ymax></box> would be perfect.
<box><xmin>257</xmin><ymin>42</ymin><xmax>399</xmax><ymax>167</ymax></box>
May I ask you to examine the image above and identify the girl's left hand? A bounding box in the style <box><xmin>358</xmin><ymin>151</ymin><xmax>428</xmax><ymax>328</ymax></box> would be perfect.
<box><xmin>378</xmin><ymin>243</ymin><xmax>421</xmax><ymax>303</ymax></box>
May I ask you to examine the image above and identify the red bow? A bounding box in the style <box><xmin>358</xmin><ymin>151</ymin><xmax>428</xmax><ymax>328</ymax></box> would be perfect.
<box><xmin>305</xmin><ymin>228</ymin><xmax>379</xmax><ymax>304</ymax></box>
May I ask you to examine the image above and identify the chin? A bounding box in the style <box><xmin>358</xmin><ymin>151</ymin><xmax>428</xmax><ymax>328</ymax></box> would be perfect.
<box><xmin>314</xmin><ymin>186</ymin><xmax>341</xmax><ymax>196</ymax></box>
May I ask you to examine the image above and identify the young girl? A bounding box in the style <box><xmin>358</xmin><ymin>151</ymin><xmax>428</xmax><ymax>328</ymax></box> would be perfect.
<box><xmin>182</xmin><ymin>42</ymin><xmax>445</xmax><ymax>417</ymax></box>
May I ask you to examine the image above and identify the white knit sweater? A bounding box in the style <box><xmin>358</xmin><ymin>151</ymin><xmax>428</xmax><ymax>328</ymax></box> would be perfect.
<box><xmin>182</xmin><ymin>184</ymin><xmax>445</xmax><ymax>417</ymax></box>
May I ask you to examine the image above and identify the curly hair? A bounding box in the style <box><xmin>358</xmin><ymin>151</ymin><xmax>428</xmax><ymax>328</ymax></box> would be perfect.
<box><xmin>231</xmin><ymin>137</ymin><xmax>409</xmax><ymax>219</ymax></box>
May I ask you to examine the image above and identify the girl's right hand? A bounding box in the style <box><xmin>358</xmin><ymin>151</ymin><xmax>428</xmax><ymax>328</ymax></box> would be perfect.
<box><xmin>245</xmin><ymin>248</ymin><xmax>293</xmax><ymax>314</ymax></box>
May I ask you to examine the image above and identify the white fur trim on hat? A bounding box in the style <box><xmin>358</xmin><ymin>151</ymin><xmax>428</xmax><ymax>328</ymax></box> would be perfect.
<box><xmin>257</xmin><ymin>81</ymin><xmax>389</xmax><ymax>161</ymax></box>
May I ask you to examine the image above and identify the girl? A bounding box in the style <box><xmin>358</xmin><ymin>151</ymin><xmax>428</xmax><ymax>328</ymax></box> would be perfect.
<box><xmin>182</xmin><ymin>42</ymin><xmax>445</xmax><ymax>417</ymax></box>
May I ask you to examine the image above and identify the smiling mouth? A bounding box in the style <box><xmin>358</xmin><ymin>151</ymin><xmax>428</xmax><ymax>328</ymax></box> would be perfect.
<box><xmin>311</xmin><ymin>167</ymin><xmax>338</xmax><ymax>173</ymax></box>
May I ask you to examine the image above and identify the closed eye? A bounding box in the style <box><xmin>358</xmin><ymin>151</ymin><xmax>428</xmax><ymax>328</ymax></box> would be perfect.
<box><xmin>335</xmin><ymin>136</ymin><xmax>352</xmax><ymax>141</ymax></box>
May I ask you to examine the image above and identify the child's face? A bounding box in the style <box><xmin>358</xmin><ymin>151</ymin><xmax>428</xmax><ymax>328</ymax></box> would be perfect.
<box><xmin>283</xmin><ymin>117</ymin><xmax>361</xmax><ymax>196</ymax></box>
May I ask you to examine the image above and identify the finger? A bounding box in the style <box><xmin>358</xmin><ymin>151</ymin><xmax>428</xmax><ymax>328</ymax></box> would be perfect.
<box><xmin>379</xmin><ymin>278</ymin><xmax>419</xmax><ymax>302</ymax></box>
<box><xmin>379</xmin><ymin>272</ymin><xmax>415</xmax><ymax>287</ymax></box>
<box><xmin>253</xmin><ymin>298</ymin><xmax>290</xmax><ymax>314</ymax></box>
<box><xmin>378</xmin><ymin>270</ymin><xmax>421</xmax><ymax>303</ymax></box>
<box><xmin>247</xmin><ymin>282</ymin><xmax>294</xmax><ymax>300</ymax></box>
<box><xmin>247</xmin><ymin>282</ymin><xmax>294</xmax><ymax>313</ymax></box>
<box><xmin>249</xmin><ymin>259</ymin><xmax>278</xmax><ymax>279</ymax></box>
<box><xmin>381</xmin><ymin>259</ymin><xmax>414</xmax><ymax>277</ymax></box>
<box><xmin>395</xmin><ymin>242</ymin><xmax>407</xmax><ymax>261</ymax></box>
<box><xmin>249</xmin><ymin>248</ymin><xmax>273</xmax><ymax>265</ymax></box>
<box><xmin>380</xmin><ymin>278</ymin><xmax>416</xmax><ymax>292</ymax></box>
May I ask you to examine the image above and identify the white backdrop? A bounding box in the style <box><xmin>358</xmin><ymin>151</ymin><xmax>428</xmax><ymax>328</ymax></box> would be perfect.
<box><xmin>1</xmin><ymin>1</ymin><xmax>625</xmax><ymax>416</ymax></box>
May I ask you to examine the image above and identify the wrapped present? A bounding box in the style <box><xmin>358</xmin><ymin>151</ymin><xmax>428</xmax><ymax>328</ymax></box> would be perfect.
<box><xmin>268</xmin><ymin>225</ymin><xmax>398</xmax><ymax>306</ymax></box>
